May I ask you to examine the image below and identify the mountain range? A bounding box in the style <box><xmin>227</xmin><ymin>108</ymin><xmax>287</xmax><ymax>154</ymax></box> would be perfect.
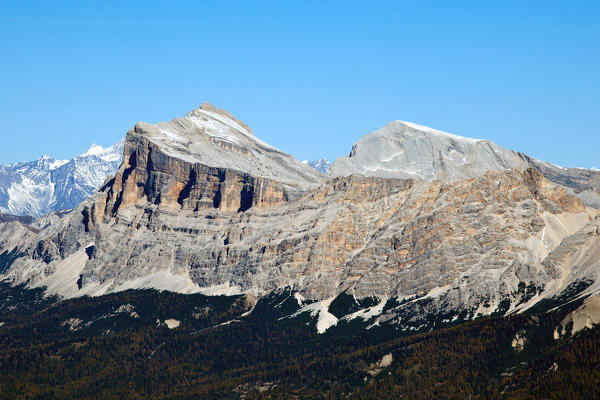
<box><xmin>2</xmin><ymin>102</ymin><xmax>600</xmax><ymax>397</ymax></box>
<box><xmin>0</xmin><ymin>141</ymin><xmax>124</xmax><ymax>217</ymax></box>
<box><xmin>0</xmin><ymin>102</ymin><xmax>598</xmax><ymax>335</ymax></box>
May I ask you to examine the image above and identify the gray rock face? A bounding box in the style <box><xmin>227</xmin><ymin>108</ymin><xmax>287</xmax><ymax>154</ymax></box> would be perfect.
<box><xmin>1</xmin><ymin>105</ymin><xmax>599</xmax><ymax>330</ymax></box>
<box><xmin>330</xmin><ymin>121</ymin><xmax>530</xmax><ymax>181</ymax></box>
<box><xmin>133</xmin><ymin>102</ymin><xmax>323</xmax><ymax>190</ymax></box>
<box><xmin>0</xmin><ymin>140</ymin><xmax>124</xmax><ymax>217</ymax></box>
<box><xmin>329</xmin><ymin>120</ymin><xmax>600</xmax><ymax>208</ymax></box>
<box><xmin>524</xmin><ymin>155</ymin><xmax>600</xmax><ymax>209</ymax></box>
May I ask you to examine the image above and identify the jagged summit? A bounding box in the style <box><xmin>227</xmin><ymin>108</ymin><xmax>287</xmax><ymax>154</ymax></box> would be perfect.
<box><xmin>0</xmin><ymin>140</ymin><xmax>124</xmax><ymax>217</ymax></box>
<box><xmin>330</xmin><ymin>119</ymin><xmax>529</xmax><ymax>181</ymax></box>
<box><xmin>304</xmin><ymin>158</ymin><xmax>332</xmax><ymax>175</ymax></box>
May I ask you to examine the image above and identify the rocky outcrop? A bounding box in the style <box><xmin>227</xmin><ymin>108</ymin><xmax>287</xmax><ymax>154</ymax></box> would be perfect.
<box><xmin>525</xmin><ymin>155</ymin><xmax>600</xmax><ymax>209</ymax></box>
<box><xmin>85</xmin><ymin>135</ymin><xmax>294</xmax><ymax>227</ymax></box>
<box><xmin>554</xmin><ymin>292</ymin><xmax>600</xmax><ymax>338</ymax></box>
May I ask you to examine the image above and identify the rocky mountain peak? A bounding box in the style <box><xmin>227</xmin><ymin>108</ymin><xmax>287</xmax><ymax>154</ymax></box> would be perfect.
<box><xmin>187</xmin><ymin>102</ymin><xmax>254</xmax><ymax>136</ymax></box>
<box><xmin>126</xmin><ymin>105</ymin><xmax>323</xmax><ymax>191</ymax></box>
<box><xmin>330</xmin><ymin>119</ymin><xmax>529</xmax><ymax>181</ymax></box>
<box><xmin>304</xmin><ymin>158</ymin><xmax>332</xmax><ymax>175</ymax></box>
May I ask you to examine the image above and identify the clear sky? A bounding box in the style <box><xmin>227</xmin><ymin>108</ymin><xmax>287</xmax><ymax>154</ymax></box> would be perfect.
<box><xmin>1</xmin><ymin>1</ymin><xmax>598</xmax><ymax>168</ymax></box>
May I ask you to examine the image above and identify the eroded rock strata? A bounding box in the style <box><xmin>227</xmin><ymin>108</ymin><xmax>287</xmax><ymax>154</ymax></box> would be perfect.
<box><xmin>1</xmin><ymin>104</ymin><xmax>599</xmax><ymax>327</ymax></box>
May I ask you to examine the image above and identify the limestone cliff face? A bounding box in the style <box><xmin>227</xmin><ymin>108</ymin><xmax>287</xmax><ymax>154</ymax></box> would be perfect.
<box><xmin>78</xmin><ymin>104</ymin><xmax>323</xmax><ymax>232</ymax></box>
<box><xmin>83</xmin><ymin>132</ymin><xmax>294</xmax><ymax>232</ymax></box>
<box><xmin>1</xmin><ymin>106</ymin><xmax>598</xmax><ymax>327</ymax></box>
<box><xmin>524</xmin><ymin>155</ymin><xmax>600</xmax><ymax>209</ymax></box>
<box><xmin>7</xmin><ymin>166</ymin><xmax>593</xmax><ymax>311</ymax></box>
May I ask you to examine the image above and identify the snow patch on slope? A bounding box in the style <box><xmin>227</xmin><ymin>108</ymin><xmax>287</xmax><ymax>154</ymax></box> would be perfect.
<box><xmin>343</xmin><ymin>297</ymin><xmax>388</xmax><ymax>322</ymax></box>
<box><xmin>397</xmin><ymin>120</ymin><xmax>483</xmax><ymax>143</ymax></box>
<box><xmin>291</xmin><ymin>297</ymin><xmax>338</xmax><ymax>333</ymax></box>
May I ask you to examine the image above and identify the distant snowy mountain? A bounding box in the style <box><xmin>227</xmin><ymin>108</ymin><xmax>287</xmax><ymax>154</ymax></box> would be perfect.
<box><xmin>0</xmin><ymin>140</ymin><xmax>124</xmax><ymax>217</ymax></box>
<box><xmin>303</xmin><ymin>158</ymin><xmax>331</xmax><ymax>175</ymax></box>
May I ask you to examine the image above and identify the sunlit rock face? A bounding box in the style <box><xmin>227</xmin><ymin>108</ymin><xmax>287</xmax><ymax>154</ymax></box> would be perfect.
<box><xmin>329</xmin><ymin>120</ymin><xmax>600</xmax><ymax>208</ymax></box>
<box><xmin>1</xmin><ymin>104</ymin><xmax>599</xmax><ymax>329</ymax></box>
<box><xmin>330</xmin><ymin>120</ymin><xmax>530</xmax><ymax>181</ymax></box>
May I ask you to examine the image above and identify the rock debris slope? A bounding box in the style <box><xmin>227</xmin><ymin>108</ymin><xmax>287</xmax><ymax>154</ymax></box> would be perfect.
<box><xmin>1</xmin><ymin>105</ymin><xmax>600</xmax><ymax>331</ymax></box>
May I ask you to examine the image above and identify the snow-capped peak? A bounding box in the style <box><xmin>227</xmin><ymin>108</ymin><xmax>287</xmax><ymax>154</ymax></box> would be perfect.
<box><xmin>306</xmin><ymin>158</ymin><xmax>332</xmax><ymax>175</ymax></box>
<box><xmin>82</xmin><ymin>144</ymin><xmax>106</xmax><ymax>157</ymax></box>
<box><xmin>0</xmin><ymin>139</ymin><xmax>125</xmax><ymax>217</ymax></box>
<box><xmin>79</xmin><ymin>139</ymin><xmax>124</xmax><ymax>163</ymax></box>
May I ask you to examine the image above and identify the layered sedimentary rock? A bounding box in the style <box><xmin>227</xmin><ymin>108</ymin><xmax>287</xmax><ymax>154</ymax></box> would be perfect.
<box><xmin>1</xmin><ymin>105</ymin><xmax>599</xmax><ymax>327</ymax></box>
<box><xmin>525</xmin><ymin>155</ymin><xmax>600</xmax><ymax>209</ymax></box>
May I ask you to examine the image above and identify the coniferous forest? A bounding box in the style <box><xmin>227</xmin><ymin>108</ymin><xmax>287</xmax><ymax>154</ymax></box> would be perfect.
<box><xmin>0</xmin><ymin>282</ymin><xmax>599</xmax><ymax>399</ymax></box>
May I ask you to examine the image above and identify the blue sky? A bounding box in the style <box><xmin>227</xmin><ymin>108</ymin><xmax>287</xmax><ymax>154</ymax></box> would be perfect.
<box><xmin>1</xmin><ymin>1</ymin><xmax>598</xmax><ymax>167</ymax></box>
